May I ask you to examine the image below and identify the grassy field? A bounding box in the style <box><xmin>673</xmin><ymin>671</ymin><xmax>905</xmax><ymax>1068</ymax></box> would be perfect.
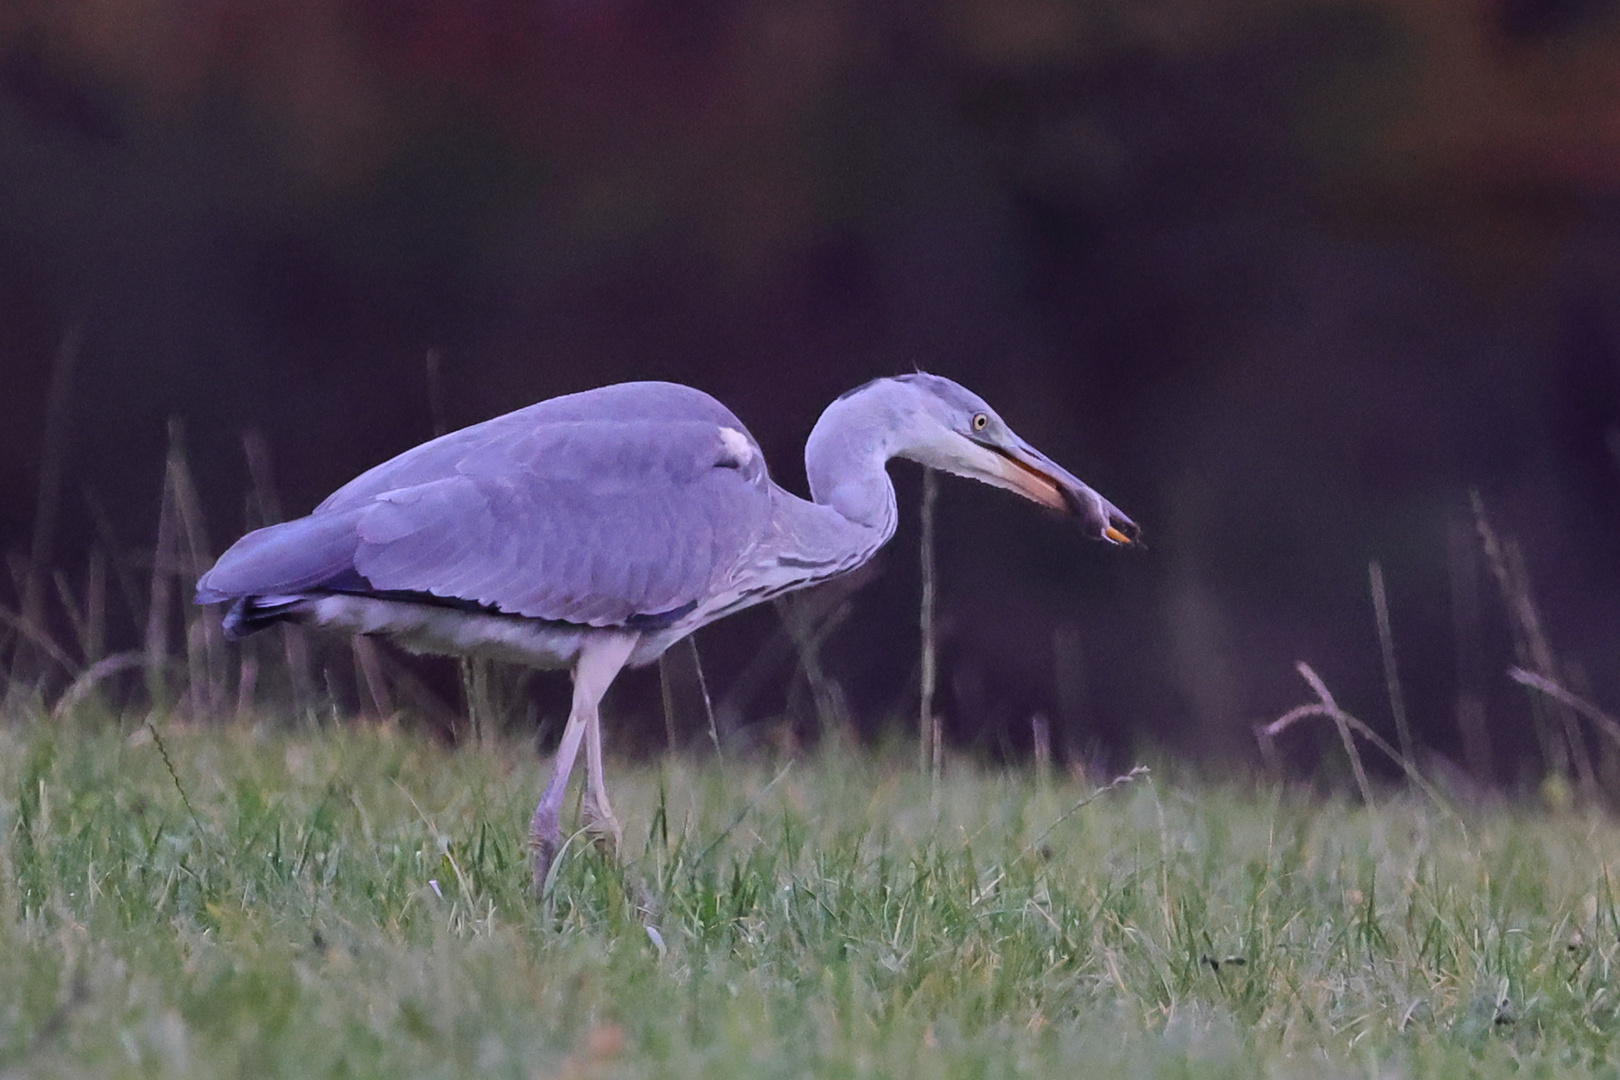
<box><xmin>1</xmin><ymin>717</ymin><xmax>1618</xmax><ymax>1078</ymax></box>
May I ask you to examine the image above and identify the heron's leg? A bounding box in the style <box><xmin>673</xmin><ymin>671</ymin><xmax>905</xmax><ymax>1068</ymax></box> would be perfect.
<box><xmin>580</xmin><ymin>634</ymin><xmax>639</xmax><ymax>855</ymax></box>
<box><xmin>529</xmin><ymin>708</ymin><xmax>590</xmax><ymax>895</ymax></box>
<box><xmin>530</xmin><ymin>632</ymin><xmax>637</xmax><ymax>895</ymax></box>
<box><xmin>582</xmin><ymin>702</ymin><xmax>623</xmax><ymax>856</ymax></box>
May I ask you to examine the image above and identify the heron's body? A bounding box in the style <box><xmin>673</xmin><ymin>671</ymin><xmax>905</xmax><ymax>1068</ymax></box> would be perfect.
<box><xmin>197</xmin><ymin>374</ymin><xmax>1137</xmax><ymax>892</ymax></box>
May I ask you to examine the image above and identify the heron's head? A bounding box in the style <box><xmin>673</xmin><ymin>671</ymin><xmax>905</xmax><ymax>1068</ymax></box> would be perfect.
<box><xmin>887</xmin><ymin>373</ymin><xmax>1139</xmax><ymax>546</ymax></box>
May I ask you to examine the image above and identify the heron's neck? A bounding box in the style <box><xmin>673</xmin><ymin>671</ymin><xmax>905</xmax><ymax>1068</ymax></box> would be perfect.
<box><xmin>804</xmin><ymin>383</ymin><xmax>910</xmax><ymax>537</ymax></box>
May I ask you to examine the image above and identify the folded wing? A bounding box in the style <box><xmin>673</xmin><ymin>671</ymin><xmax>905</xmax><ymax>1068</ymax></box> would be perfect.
<box><xmin>197</xmin><ymin>385</ymin><xmax>772</xmax><ymax>628</ymax></box>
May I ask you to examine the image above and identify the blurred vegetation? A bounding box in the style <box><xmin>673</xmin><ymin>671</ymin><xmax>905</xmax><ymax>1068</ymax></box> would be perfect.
<box><xmin>2</xmin><ymin>0</ymin><xmax>1620</xmax><ymax>783</ymax></box>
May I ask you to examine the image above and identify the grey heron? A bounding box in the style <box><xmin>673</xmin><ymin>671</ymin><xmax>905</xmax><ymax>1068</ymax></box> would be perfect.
<box><xmin>196</xmin><ymin>374</ymin><xmax>1137</xmax><ymax>892</ymax></box>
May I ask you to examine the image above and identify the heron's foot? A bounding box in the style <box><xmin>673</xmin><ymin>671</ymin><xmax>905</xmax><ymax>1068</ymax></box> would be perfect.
<box><xmin>581</xmin><ymin>808</ymin><xmax>657</xmax><ymax>919</ymax></box>
<box><xmin>581</xmin><ymin>801</ymin><xmax>624</xmax><ymax>862</ymax></box>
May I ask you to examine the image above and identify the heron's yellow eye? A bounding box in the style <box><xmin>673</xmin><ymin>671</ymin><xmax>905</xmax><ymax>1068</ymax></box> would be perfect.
<box><xmin>972</xmin><ymin>413</ymin><xmax>989</xmax><ymax>431</ymax></box>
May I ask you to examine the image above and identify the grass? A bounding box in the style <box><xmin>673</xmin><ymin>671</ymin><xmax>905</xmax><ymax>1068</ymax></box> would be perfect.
<box><xmin>1</xmin><ymin>717</ymin><xmax>1619</xmax><ymax>1078</ymax></box>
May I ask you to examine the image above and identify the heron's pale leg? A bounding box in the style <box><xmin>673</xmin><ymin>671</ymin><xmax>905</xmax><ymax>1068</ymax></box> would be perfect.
<box><xmin>529</xmin><ymin>710</ymin><xmax>589</xmax><ymax>894</ymax></box>
<box><xmin>581</xmin><ymin>699</ymin><xmax>622</xmax><ymax>853</ymax></box>
<box><xmin>530</xmin><ymin>632</ymin><xmax>637</xmax><ymax>895</ymax></box>
<box><xmin>580</xmin><ymin>633</ymin><xmax>638</xmax><ymax>854</ymax></box>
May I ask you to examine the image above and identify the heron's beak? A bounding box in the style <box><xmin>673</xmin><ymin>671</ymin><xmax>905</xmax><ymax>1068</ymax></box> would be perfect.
<box><xmin>971</xmin><ymin>435</ymin><xmax>1140</xmax><ymax>546</ymax></box>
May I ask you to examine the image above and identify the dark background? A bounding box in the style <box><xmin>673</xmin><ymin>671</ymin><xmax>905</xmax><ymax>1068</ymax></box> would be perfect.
<box><xmin>3</xmin><ymin>0</ymin><xmax>1620</xmax><ymax>781</ymax></box>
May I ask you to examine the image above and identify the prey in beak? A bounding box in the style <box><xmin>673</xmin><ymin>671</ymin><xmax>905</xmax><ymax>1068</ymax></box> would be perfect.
<box><xmin>970</xmin><ymin>433</ymin><xmax>1140</xmax><ymax>547</ymax></box>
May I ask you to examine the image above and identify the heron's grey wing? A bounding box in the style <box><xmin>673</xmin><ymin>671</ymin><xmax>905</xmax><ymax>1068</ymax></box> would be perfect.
<box><xmin>313</xmin><ymin>381</ymin><xmax>753</xmax><ymax>515</ymax></box>
<box><xmin>350</xmin><ymin>419</ymin><xmax>771</xmax><ymax>624</ymax></box>
<box><xmin>199</xmin><ymin>415</ymin><xmax>773</xmax><ymax>628</ymax></box>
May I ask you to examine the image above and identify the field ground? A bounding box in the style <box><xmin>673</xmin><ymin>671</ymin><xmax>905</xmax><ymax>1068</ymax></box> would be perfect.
<box><xmin>1</xmin><ymin>717</ymin><xmax>1618</xmax><ymax>1078</ymax></box>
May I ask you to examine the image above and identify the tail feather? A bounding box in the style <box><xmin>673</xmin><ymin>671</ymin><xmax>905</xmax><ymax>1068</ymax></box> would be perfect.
<box><xmin>221</xmin><ymin>595</ymin><xmax>310</xmax><ymax>641</ymax></box>
<box><xmin>196</xmin><ymin>513</ymin><xmax>361</xmax><ymax>605</ymax></box>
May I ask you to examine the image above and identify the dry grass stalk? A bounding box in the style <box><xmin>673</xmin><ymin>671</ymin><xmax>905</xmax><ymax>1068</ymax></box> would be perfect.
<box><xmin>777</xmin><ymin>582</ymin><xmax>854</xmax><ymax>737</ymax></box>
<box><xmin>0</xmin><ymin>606</ymin><xmax>77</xmax><ymax>678</ymax></box>
<box><xmin>457</xmin><ymin>656</ymin><xmax>536</xmax><ymax>745</ymax></box>
<box><xmin>83</xmin><ymin>489</ymin><xmax>144</xmax><ymax>643</ymax></box>
<box><xmin>281</xmin><ymin>629</ymin><xmax>316</xmax><ymax>723</ymax></box>
<box><xmin>52</xmin><ymin>651</ymin><xmax>145</xmax><ymax>721</ymax></box>
<box><xmin>85</xmin><ymin>546</ymin><xmax>106</xmax><ymax>666</ymax></box>
<box><xmin>1510</xmin><ymin>668</ymin><xmax>1620</xmax><ymax>755</ymax></box>
<box><xmin>0</xmin><ymin>586</ymin><xmax>19</xmax><ymax>713</ymax></box>
<box><xmin>1302</xmin><ymin>662</ymin><xmax>1373</xmax><ymax>807</ymax></box>
<box><xmin>51</xmin><ymin>570</ymin><xmax>90</xmax><ymax>662</ymax></box>
<box><xmin>919</xmin><ymin>466</ymin><xmax>940</xmax><ymax>783</ymax></box>
<box><xmin>658</xmin><ymin>636</ymin><xmax>718</xmax><ymax>754</ymax></box>
<box><xmin>361</xmin><ymin>648</ymin><xmax>459</xmax><ymax>732</ymax></box>
<box><xmin>1051</xmin><ymin>620</ymin><xmax>1084</xmax><ymax>755</ymax></box>
<box><xmin>18</xmin><ymin>326</ymin><xmax>82</xmax><ymax>686</ymax></box>
<box><xmin>4</xmin><ymin>551</ymin><xmax>26</xmax><ymax>602</ymax></box>
<box><xmin>1471</xmin><ymin>491</ymin><xmax>1594</xmax><ymax>796</ymax></box>
<box><xmin>234</xmin><ymin>654</ymin><xmax>258</xmax><ymax>722</ymax></box>
<box><xmin>1257</xmin><ymin>662</ymin><xmax>1456</xmax><ymax>818</ymax></box>
<box><xmin>1</xmin><ymin>553</ymin><xmax>25</xmax><ymax>663</ymax></box>
<box><xmin>1368</xmin><ymin>561</ymin><xmax>1414</xmax><ymax>766</ymax></box>
<box><xmin>658</xmin><ymin>646</ymin><xmax>681</xmax><ymax>751</ymax></box>
<box><xmin>241</xmin><ymin>430</ymin><xmax>318</xmax><ymax>721</ymax></box>
<box><xmin>1031</xmin><ymin>713</ymin><xmax>1051</xmax><ymax>790</ymax></box>
<box><xmin>144</xmin><ymin>439</ymin><xmax>178</xmax><ymax>708</ymax></box>
<box><xmin>712</xmin><ymin>624</ymin><xmax>796</xmax><ymax>734</ymax></box>
<box><xmin>164</xmin><ymin>421</ymin><xmax>227</xmax><ymax>720</ymax></box>
<box><xmin>458</xmin><ymin>657</ymin><xmax>490</xmax><ymax>746</ymax></box>
<box><xmin>241</xmin><ymin>430</ymin><xmax>284</xmax><ymax>530</ymax></box>
<box><xmin>687</xmin><ymin>637</ymin><xmax>718</xmax><ymax>753</ymax></box>
<box><xmin>713</xmin><ymin>560</ymin><xmax>874</xmax><ymax>739</ymax></box>
<box><xmin>1024</xmin><ymin>765</ymin><xmax>1150</xmax><ymax>854</ymax></box>
<box><xmin>351</xmin><ymin>636</ymin><xmax>393</xmax><ymax>721</ymax></box>
<box><xmin>425</xmin><ymin>349</ymin><xmax>448</xmax><ymax>438</ymax></box>
<box><xmin>1447</xmin><ymin>515</ymin><xmax>1492</xmax><ymax>780</ymax></box>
